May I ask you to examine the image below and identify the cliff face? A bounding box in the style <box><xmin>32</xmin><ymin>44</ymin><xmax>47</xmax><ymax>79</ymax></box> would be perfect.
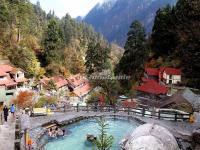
<box><xmin>84</xmin><ymin>0</ymin><xmax>177</xmax><ymax>46</ymax></box>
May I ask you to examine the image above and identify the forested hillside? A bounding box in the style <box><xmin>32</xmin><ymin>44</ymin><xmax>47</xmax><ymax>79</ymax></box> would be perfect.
<box><xmin>0</xmin><ymin>0</ymin><xmax>112</xmax><ymax>78</ymax></box>
<box><xmin>115</xmin><ymin>0</ymin><xmax>200</xmax><ymax>90</ymax></box>
<box><xmin>150</xmin><ymin>0</ymin><xmax>200</xmax><ymax>89</ymax></box>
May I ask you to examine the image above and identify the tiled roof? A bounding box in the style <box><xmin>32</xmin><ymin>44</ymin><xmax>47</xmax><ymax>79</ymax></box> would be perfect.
<box><xmin>40</xmin><ymin>77</ymin><xmax>50</xmax><ymax>86</ymax></box>
<box><xmin>141</xmin><ymin>77</ymin><xmax>155</xmax><ymax>82</ymax></box>
<box><xmin>67</xmin><ymin>74</ymin><xmax>87</xmax><ymax>88</ymax></box>
<box><xmin>40</xmin><ymin>75</ymin><xmax>68</xmax><ymax>89</ymax></box>
<box><xmin>164</xmin><ymin>68</ymin><xmax>181</xmax><ymax>75</ymax></box>
<box><xmin>73</xmin><ymin>82</ymin><xmax>92</xmax><ymax>97</ymax></box>
<box><xmin>0</xmin><ymin>69</ymin><xmax>7</xmax><ymax>76</ymax></box>
<box><xmin>0</xmin><ymin>65</ymin><xmax>27</xmax><ymax>87</ymax></box>
<box><xmin>10</xmin><ymin>68</ymin><xmax>24</xmax><ymax>74</ymax></box>
<box><xmin>0</xmin><ymin>75</ymin><xmax>17</xmax><ymax>87</ymax></box>
<box><xmin>145</xmin><ymin>68</ymin><xmax>159</xmax><ymax>76</ymax></box>
<box><xmin>136</xmin><ymin>80</ymin><xmax>168</xmax><ymax>95</ymax></box>
<box><xmin>0</xmin><ymin>64</ymin><xmax>13</xmax><ymax>72</ymax></box>
<box><xmin>51</xmin><ymin>76</ymin><xmax>68</xmax><ymax>89</ymax></box>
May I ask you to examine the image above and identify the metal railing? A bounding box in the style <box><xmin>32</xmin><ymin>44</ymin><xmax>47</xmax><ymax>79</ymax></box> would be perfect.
<box><xmin>52</xmin><ymin>104</ymin><xmax>191</xmax><ymax>122</ymax></box>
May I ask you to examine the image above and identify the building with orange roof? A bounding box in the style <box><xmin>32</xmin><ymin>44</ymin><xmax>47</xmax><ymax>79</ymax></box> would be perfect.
<box><xmin>67</xmin><ymin>74</ymin><xmax>93</xmax><ymax>101</ymax></box>
<box><xmin>39</xmin><ymin>75</ymin><xmax>68</xmax><ymax>91</ymax></box>
<box><xmin>0</xmin><ymin>64</ymin><xmax>28</xmax><ymax>104</ymax></box>
<box><xmin>144</xmin><ymin>67</ymin><xmax>181</xmax><ymax>85</ymax></box>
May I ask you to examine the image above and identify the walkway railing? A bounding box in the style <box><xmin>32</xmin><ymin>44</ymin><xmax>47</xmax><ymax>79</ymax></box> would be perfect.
<box><xmin>53</xmin><ymin>105</ymin><xmax>191</xmax><ymax>122</ymax></box>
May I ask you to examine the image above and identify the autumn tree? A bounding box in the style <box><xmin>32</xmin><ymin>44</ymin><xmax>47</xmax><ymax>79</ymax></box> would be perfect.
<box><xmin>12</xmin><ymin>91</ymin><xmax>34</xmax><ymax>109</ymax></box>
<box><xmin>8</xmin><ymin>46</ymin><xmax>40</xmax><ymax>77</ymax></box>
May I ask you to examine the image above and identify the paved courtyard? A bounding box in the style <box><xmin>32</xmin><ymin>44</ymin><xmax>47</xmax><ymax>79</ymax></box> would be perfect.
<box><xmin>0</xmin><ymin>114</ymin><xmax>15</xmax><ymax>150</ymax></box>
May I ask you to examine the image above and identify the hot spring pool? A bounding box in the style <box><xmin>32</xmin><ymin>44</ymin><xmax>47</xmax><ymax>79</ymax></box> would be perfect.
<box><xmin>43</xmin><ymin>117</ymin><xmax>139</xmax><ymax>150</ymax></box>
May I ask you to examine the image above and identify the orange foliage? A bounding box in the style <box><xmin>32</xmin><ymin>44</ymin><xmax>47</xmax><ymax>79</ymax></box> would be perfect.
<box><xmin>12</xmin><ymin>91</ymin><xmax>34</xmax><ymax>109</ymax></box>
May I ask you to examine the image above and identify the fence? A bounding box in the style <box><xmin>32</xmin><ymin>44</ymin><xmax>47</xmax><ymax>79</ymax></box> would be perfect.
<box><xmin>53</xmin><ymin>104</ymin><xmax>191</xmax><ymax>122</ymax></box>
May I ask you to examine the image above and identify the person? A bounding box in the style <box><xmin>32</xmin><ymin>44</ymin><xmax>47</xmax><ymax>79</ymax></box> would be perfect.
<box><xmin>27</xmin><ymin>138</ymin><xmax>33</xmax><ymax>150</ymax></box>
<box><xmin>10</xmin><ymin>104</ymin><xmax>15</xmax><ymax>117</ymax></box>
<box><xmin>3</xmin><ymin>105</ymin><xmax>9</xmax><ymax>122</ymax></box>
<box><xmin>57</xmin><ymin>128</ymin><xmax>64</xmax><ymax>137</ymax></box>
<box><xmin>48</xmin><ymin>128</ymin><xmax>53</xmax><ymax>137</ymax></box>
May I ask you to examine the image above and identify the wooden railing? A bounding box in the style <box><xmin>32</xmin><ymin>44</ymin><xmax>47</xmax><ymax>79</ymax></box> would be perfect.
<box><xmin>52</xmin><ymin>105</ymin><xmax>191</xmax><ymax>122</ymax></box>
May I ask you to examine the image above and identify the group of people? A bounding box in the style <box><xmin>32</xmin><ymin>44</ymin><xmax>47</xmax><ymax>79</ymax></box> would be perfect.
<box><xmin>48</xmin><ymin>127</ymin><xmax>65</xmax><ymax>138</ymax></box>
<box><xmin>3</xmin><ymin>104</ymin><xmax>15</xmax><ymax>122</ymax></box>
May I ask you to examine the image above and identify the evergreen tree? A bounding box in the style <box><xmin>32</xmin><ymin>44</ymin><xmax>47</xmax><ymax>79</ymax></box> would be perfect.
<box><xmin>115</xmin><ymin>20</ymin><xmax>147</xmax><ymax>89</ymax></box>
<box><xmin>175</xmin><ymin>0</ymin><xmax>200</xmax><ymax>89</ymax></box>
<box><xmin>85</xmin><ymin>42</ymin><xmax>110</xmax><ymax>75</ymax></box>
<box><xmin>93</xmin><ymin>118</ymin><xmax>114</xmax><ymax>150</ymax></box>
<box><xmin>61</xmin><ymin>14</ymin><xmax>74</xmax><ymax>44</ymax></box>
<box><xmin>0</xmin><ymin>0</ymin><xmax>9</xmax><ymax>27</ymax></box>
<box><xmin>43</xmin><ymin>19</ymin><xmax>64</xmax><ymax>65</ymax></box>
<box><xmin>151</xmin><ymin>5</ymin><xmax>178</xmax><ymax>55</ymax></box>
<box><xmin>150</xmin><ymin>0</ymin><xmax>200</xmax><ymax>89</ymax></box>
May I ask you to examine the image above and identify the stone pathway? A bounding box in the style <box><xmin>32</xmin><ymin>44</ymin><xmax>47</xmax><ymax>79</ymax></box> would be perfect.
<box><xmin>0</xmin><ymin>114</ymin><xmax>15</xmax><ymax>150</ymax></box>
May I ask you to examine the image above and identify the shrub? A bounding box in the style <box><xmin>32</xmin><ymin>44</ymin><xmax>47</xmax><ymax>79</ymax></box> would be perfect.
<box><xmin>34</xmin><ymin>96</ymin><xmax>57</xmax><ymax>108</ymax></box>
<box><xmin>12</xmin><ymin>91</ymin><xmax>34</xmax><ymax>109</ymax></box>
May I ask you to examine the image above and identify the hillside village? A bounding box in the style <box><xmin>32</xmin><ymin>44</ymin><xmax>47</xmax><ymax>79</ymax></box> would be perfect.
<box><xmin>0</xmin><ymin>0</ymin><xmax>200</xmax><ymax>150</ymax></box>
<box><xmin>0</xmin><ymin>59</ymin><xmax>199</xmax><ymax>115</ymax></box>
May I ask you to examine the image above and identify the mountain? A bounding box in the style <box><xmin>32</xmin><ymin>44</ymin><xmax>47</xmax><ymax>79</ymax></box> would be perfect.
<box><xmin>84</xmin><ymin>0</ymin><xmax>177</xmax><ymax>46</ymax></box>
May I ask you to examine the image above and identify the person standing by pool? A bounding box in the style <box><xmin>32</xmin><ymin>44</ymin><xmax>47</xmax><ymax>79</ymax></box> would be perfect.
<box><xmin>3</xmin><ymin>105</ymin><xmax>9</xmax><ymax>122</ymax></box>
<box><xmin>10</xmin><ymin>104</ymin><xmax>15</xmax><ymax>117</ymax></box>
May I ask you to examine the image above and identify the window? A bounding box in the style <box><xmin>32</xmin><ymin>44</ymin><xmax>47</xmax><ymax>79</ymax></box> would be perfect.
<box><xmin>7</xmin><ymin>86</ymin><xmax>16</xmax><ymax>90</ymax></box>
<box><xmin>0</xmin><ymin>76</ymin><xmax>5</xmax><ymax>80</ymax></box>
<box><xmin>6</xmin><ymin>92</ymin><xmax>14</xmax><ymax>96</ymax></box>
<box><xmin>169</xmin><ymin>80</ymin><xmax>172</xmax><ymax>84</ymax></box>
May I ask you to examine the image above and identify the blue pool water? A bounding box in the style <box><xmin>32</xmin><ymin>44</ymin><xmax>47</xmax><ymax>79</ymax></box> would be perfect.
<box><xmin>44</xmin><ymin>117</ymin><xmax>139</xmax><ymax>150</ymax></box>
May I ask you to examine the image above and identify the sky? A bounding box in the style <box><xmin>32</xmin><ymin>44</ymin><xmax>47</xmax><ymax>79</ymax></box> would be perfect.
<box><xmin>30</xmin><ymin>0</ymin><xmax>104</xmax><ymax>18</ymax></box>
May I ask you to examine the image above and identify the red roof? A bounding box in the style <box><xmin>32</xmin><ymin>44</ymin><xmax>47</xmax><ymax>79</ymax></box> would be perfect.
<box><xmin>51</xmin><ymin>76</ymin><xmax>68</xmax><ymax>89</ymax></box>
<box><xmin>73</xmin><ymin>82</ymin><xmax>92</xmax><ymax>97</ymax></box>
<box><xmin>40</xmin><ymin>77</ymin><xmax>50</xmax><ymax>86</ymax></box>
<box><xmin>0</xmin><ymin>64</ymin><xmax>13</xmax><ymax>72</ymax></box>
<box><xmin>0</xmin><ymin>69</ymin><xmax>7</xmax><ymax>76</ymax></box>
<box><xmin>67</xmin><ymin>74</ymin><xmax>87</xmax><ymax>88</ymax></box>
<box><xmin>145</xmin><ymin>68</ymin><xmax>159</xmax><ymax>76</ymax></box>
<box><xmin>136</xmin><ymin>80</ymin><xmax>168</xmax><ymax>95</ymax></box>
<box><xmin>0</xmin><ymin>76</ymin><xmax>17</xmax><ymax>87</ymax></box>
<box><xmin>164</xmin><ymin>68</ymin><xmax>181</xmax><ymax>75</ymax></box>
<box><xmin>40</xmin><ymin>76</ymin><xmax>68</xmax><ymax>89</ymax></box>
<box><xmin>141</xmin><ymin>77</ymin><xmax>155</xmax><ymax>82</ymax></box>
